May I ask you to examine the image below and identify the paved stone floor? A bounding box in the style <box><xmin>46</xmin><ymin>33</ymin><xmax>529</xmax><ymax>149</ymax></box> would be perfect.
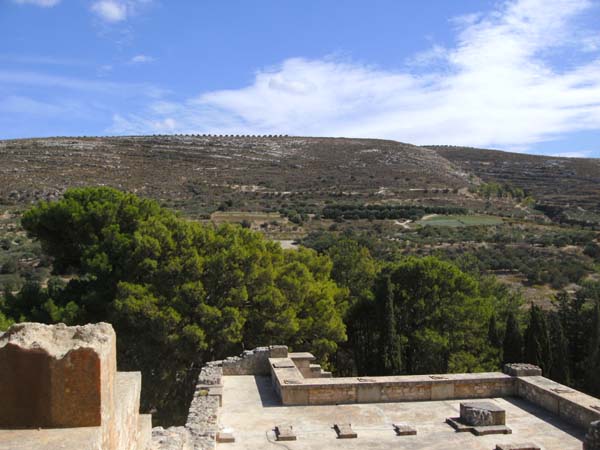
<box><xmin>218</xmin><ymin>375</ymin><xmax>585</xmax><ymax>449</ymax></box>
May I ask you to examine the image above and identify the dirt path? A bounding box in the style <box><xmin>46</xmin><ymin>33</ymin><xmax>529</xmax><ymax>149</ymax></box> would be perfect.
<box><xmin>394</xmin><ymin>220</ymin><xmax>412</xmax><ymax>229</ymax></box>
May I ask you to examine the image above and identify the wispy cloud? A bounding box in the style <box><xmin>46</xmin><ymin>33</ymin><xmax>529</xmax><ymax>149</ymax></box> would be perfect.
<box><xmin>90</xmin><ymin>0</ymin><xmax>152</xmax><ymax>23</ymax></box>
<box><xmin>91</xmin><ymin>1</ymin><xmax>127</xmax><ymax>22</ymax></box>
<box><xmin>12</xmin><ymin>0</ymin><xmax>60</xmax><ymax>7</ymax></box>
<box><xmin>111</xmin><ymin>0</ymin><xmax>600</xmax><ymax>151</ymax></box>
<box><xmin>130</xmin><ymin>54</ymin><xmax>155</xmax><ymax>64</ymax></box>
<box><xmin>0</xmin><ymin>69</ymin><xmax>167</xmax><ymax>98</ymax></box>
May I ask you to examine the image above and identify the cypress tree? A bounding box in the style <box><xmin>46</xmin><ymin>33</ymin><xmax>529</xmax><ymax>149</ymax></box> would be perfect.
<box><xmin>487</xmin><ymin>313</ymin><xmax>501</xmax><ymax>349</ymax></box>
<box><xmin>548</xmin><ymin>313</ymin><xmax>570</xmax><ymax>385</ymax></box>
<box><xmin>503</xmin><ymin>311</ymin><xmax>523</xmax><ymax>364</ymax></box>
<box><xmin>556</xmin><ymin>290</ymin><xmax>587</xmax><ymax>385</ymax></box>
<box><xmin>524</xmin><ymin>304</ymin><xmax>552</xmax><ymax>375</ymax></box>
<box><xmin>585</xmin><ymin>302</ymin><xmax>600</xmax><ymax>396</ymax></box>
<box><xmin>379</xmin><ymin>276</ymin><xmax>403</xmax><ymax>375</ymax></box>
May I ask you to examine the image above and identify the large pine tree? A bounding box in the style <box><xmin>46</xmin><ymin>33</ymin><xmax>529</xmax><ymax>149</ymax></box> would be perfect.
<box><xmin>503</xmin><ymin>311</ymin><xmax>523</xmax><ymax>364</ymax></box>
<box><xmin>524</xmin><ymin>304</ymin><xmax>552</xmax><ymax>375</ymax></box>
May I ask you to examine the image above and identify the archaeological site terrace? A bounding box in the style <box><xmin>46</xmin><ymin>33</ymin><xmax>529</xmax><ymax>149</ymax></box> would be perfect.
<box><xmin>0</xmin><ymin>322</ymin><xmax>599</xmax><ymax>450</ymax></box>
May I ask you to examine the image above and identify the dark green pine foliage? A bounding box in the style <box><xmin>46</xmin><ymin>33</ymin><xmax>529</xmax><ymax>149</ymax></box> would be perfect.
<box><xmin>547</xmin><ymin>313</ymin><xmax>570</xmax><ymax>385</ymax></box>
<box><xmin>378</xmin><ymin>276</ymin><xmax>403</xmax><ymax>375</ymax></box>
<box><xmin>524</xmin><ymin>304</ymin><xmax>552</xmax><ymax>375</ymax></box>
<box><xmin>502</xmin><ymin>311</ymin><xmax>523</xmax><ymax>364</ymax></box>
<box><xmin>487</xmin><ymin>313</ymin><xmax>501</xmax><ymax>349</ymax></box>
<box><xmin>585</xmin><ymin>302</ymin><xmax>600</xmax><ymax>397</ymax></box>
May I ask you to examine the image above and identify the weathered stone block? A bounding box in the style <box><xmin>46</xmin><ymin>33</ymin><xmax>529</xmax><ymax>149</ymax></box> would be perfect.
<box><xmin>274</xmin><ymin>425</ymin><xmax>296</xmax><ymax>441</ymax></box>
<box><xmin>503</xmin><ymin>363</ymin><xmax>542</xmax><ymax>377</ymax></box>
<box><xmin>216</xmin><ymin>430</ymin><xmax>235</xmax><ymax>443</ymax></box>
<box><xmin>269</xmin><ymin>345</ymin><xmax>288</xmax><ymax>358</ymax></box>
<box><xmin>393</xmin><ymin>423</ymin><xmax>417</xmax><ymax>436</ymax></box>
<box><xmin>356</xmin><ymin>382</ymin><xmax>382</xmax><ymax>403</ymax></box>
<box><xmin>0</xmin><ymin>322</ymin><xmax>116</xmax><ymax>430</ymax></box>
<box><xmin>495</xmin><ymin>444</ymin><xmax>540</xmax><ymax>450</ymax></box>
<box><xmin>333</xmin><ymin>423</ymin><xmax>357</xmax><ymax>439</ymax></box>
<box><xmin>431</xmin><ymin>381</ymin><xmax>454</xmax><ymax>400</ymax></box>
<box><xmin>460</xmin><ymin>402</ymin><xmax>506</xmax><ymax>426</ymax></box>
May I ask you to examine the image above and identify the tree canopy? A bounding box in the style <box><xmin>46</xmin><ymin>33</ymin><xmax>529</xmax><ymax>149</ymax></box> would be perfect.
<box><xmin>14</xmin><ymin>187</ymin><xmax>347</xmax><ymax>423</ymax></box>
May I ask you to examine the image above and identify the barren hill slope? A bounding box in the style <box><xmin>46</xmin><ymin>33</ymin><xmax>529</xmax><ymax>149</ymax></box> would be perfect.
<box><xmin>430</xmin><ymin>145</ymin><xmax>600</xmax><ymax>222</ymax></box>
<box><xmin>0</xmin><ymin>136</ymin><xmax>470</xmax><ymax>211</ymax></box>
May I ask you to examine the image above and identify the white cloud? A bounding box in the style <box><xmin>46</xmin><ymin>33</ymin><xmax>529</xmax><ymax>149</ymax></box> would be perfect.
<box><xmin>91</xmin><ymin>0</ymin><xmax>127</xmax><ymax>22</ymax></box>
<box><xmin>12</xmin><ymin>0</ymin><xmax>60</xmax><ymax>7</ymax></box>
<box><xmin>90</xmin><ymin>0</ymin><xmax>152</xmax><ymax>23</ymax></box>
<box><xmin>111</xmin><ymin>0</ymin><xmax>600</xmax><ymax>150</ymax></box>
<box><xmin>130</xmin><ymin>54</ymin><xmax>155</xmax><ymax>64</ymax></box>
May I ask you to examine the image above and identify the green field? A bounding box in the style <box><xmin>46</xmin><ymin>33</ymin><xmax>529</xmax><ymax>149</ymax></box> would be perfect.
<box><xmin>416</xmin><ymin>214</ymin><xmax>504</xmax><ymax>227</ymax></box>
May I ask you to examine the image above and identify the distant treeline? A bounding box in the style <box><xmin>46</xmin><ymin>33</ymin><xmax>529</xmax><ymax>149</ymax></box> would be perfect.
<box><xmin>322</xmin><ymin>204</ymin><xmax>468</xmax><ymax>221</ymax></box>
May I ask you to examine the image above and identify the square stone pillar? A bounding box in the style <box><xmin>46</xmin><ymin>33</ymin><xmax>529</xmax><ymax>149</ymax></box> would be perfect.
<box><xmin>0</xmin><ymin>322</ymin><xmax>116</xmax><ymax>430</ymax></box>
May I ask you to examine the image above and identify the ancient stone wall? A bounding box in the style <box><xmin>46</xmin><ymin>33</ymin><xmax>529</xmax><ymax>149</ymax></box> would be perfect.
<box><xmin>0</xmin><ymin>322</ymin><xmax>151</xmax><ymax>450</ymax></box>
<box><xmin>269</xmin><ymin>356</ymin><xmax>516</xmax><ymax>406</ymax></box>
<box><xmin>516</xmin><ymin>376</ymin><xmax>600</xmax><ymax>430</ymax></box>
<box><xmin>152</xmin><ymin>346</ymin><xmax>289</xmax><ymax>450</ymax></box>
<box><xmin>221</xmin><ymin>345</ymin><xmax>288</xmax><ymax>375</ymax></box>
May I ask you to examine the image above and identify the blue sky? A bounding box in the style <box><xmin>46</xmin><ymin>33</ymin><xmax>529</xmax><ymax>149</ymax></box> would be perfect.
<box><xmin>1</xmin><ymin>0</ymin><xmax>600</xmax><ymax>157</ymax></box>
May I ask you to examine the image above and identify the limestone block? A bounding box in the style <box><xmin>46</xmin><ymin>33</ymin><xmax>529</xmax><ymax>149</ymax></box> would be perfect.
<box><xmin>113</xmin><ymin>372</ymin><xmax>142</xmax><ymax>450</ymax></box>
<box><xmin>460</xmin><ymin>402</ymin><xmax>506</xmax><ymax>426</ymax></box>
<box><xmin>0</xmin><ymin>322</ymin><xmax>116</xmax><ymax>430</ymax></box>
<box><xmin>495</xmin><ymin>444</ymin><xmax>540</xmax><ymax>450</ymax></box>
<box><xmin>269</xmin><ymin>345</ymin><xmax>288</xmax><ymax>358</ymax></box>
<box><xmin>274</xmin><ymin>425</ymin><xmax>296</xmax><ymax>441</ymax></box>
<box><xmin>136</xmin><ymin>414</ymin><xmax>153</xmax><ymax>450</ymax></box>
<box><xmin>431</xmin><ymin>381</ymin><xmax>455</xmax><ymax>400</ymax></box>
<box><xmin>503</xmin><ymin>363</ymin><xmax>543</xmax><ymax>377</ymax></box>
<box><xmin>356</xmin><ymin>383</ymin><xmax>382</xmax><ymax>403</ymax></box>
<box><xmin>216</xmin><ymin>429</ymin><xmax>235</xmax><ymax>443</ymax></box>
<box><xmin>584</xmin><ymin>420</ymin><xmax>600</xmax><ymax>450</ymax></box>
<box><xmin>333</xmin><ymin>423</ymin><xmax>357</xmax><ymax>439</ymax></box>
<box><xmin>393</xmin><ymin>423</ymin><xmax>417</xmax><ymax>436</ymax></box>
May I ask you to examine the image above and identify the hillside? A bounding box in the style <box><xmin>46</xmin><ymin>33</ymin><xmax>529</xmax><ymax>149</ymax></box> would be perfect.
<box><xmin>431</xmin><ymin>145</ymin><xmax>600</xmax><ymax>225</ymax></box>
<box><xmin>0</xmin><ymin>136</ymin><xmax>470</xmax><ymax>214</ymax></box>
<box><xmin>1</xmin><ymin>135</ymin><xmax>599</xmax><ymax>306</ymax></box>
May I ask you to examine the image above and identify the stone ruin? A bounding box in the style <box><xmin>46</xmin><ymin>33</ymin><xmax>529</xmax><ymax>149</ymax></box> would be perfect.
<box><xmin>446</xmin><ymin>401</ymin><xmax>512</xmax><ymax>436</ymax></box>
<box><xmin>1</xmin><ymin>322</ymin><xmax>600</xmax><ymax>450</ymax></box>
<box><xmin>0</xmin><ymin>322</ymin><xmax>150</xmax><ymax>450</ymax></box>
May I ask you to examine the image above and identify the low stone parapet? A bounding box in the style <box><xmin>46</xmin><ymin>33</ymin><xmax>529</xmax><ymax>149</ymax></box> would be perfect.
<box><xmin>269</xmin><ymin>357</ymin><xmax>516</xmax><ymax>406</ymax></box>
<box><xmin>516</xmin><ymin>376</ymin><xmax>600</xmax><ymax>431</ymax></box>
